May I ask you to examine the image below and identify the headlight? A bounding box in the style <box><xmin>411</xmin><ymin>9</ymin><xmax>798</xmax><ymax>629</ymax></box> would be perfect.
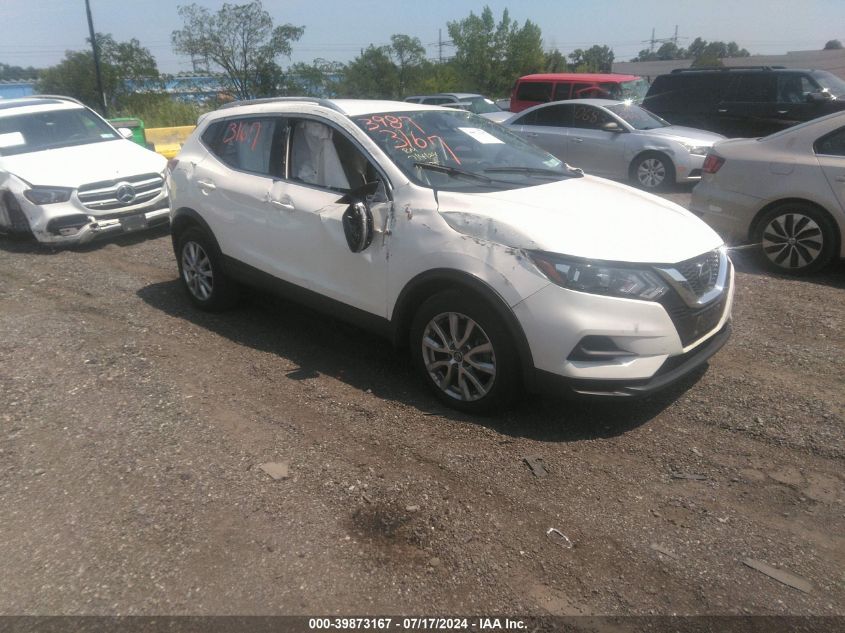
<box><xmin>23</xmin><ymin>187</ymin><xmax>73</xmax><ymax>205</ymax></box>
<box><xmin>529</xmin><ymin>252</ymin><xmax>669</xmax><ymax>301</ymax></box>
<box><xmin>681</xmin><ymin>143</ymin><xmax>709</xmax><ymax>156</ymax></box>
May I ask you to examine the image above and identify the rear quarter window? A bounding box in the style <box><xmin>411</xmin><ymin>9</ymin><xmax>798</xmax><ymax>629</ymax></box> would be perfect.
<box><xmin>815</xmin><ymin>126</ymin><xmax>845</xmax><ymax>156</ymax></box>
<box><xmin>203</xmin><ymin>117</ymin><xmax>284</xmax><ymax>177</ymax></box>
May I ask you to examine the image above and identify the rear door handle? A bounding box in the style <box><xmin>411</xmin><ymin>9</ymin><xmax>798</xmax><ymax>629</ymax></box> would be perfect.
<box><xmin>835</xmin><ymin>176</ymin><xmax>845</xmax><ymax>182</ymax></box>
<box><xmin>777</xmin><ymin>110</ymin><xmax>789</xmax><ymax>115</ymax></box>
<box><xmin>270</xmin><ymin>198</ymin><xmax>295</xmax><ymax>211</ymax></box>
<box><xmin>526</xmin><ymin>132</ymin><xmax>538</xmax><ymax>138</ymax></box>
<box><xmin>717</xmin><ymin>108</ymin><xmax>728</xmax><ymax>114</ymax></box>
<box><xmin>571</xmin><ymin>137</ymin><xmax>583</xmax><ymax>143</ymax></box>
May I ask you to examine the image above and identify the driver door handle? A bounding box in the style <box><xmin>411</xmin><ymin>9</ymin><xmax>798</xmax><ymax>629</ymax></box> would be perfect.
<box><xmin>777</xmin><ymin>110</ymin><xmax>789</xmax><ymax>114</ymax></box>
<box><xmin>835</xmin><ymin>175</ymin><xmax>845</xmax><ymax>182</ymax></box>
<box><xmin>717</xmin><ymin>108</ymin><xmax>728</xmax><ymax>113</ymax></box>
<box><xmin>571</xmin><ymin>137</ymin><xmax>583</xmax><ymax>143</ymax></box>
<box><xmin>196</xmin><ymin>179</ymin><xmax>216</xmax><ymax>192</ymax></box>
<box><xmin>270</xmin><ymin>198</ymin><xmax>295</xmax><ymax>211</ymax></box>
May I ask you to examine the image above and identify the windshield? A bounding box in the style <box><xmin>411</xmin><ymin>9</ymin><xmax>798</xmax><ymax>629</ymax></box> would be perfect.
<box><xmin>464</xmin><ymin>96</ymin><xmax>501</xmax><ymax>114</ymax></box>
<box><xmin>811</xmin><ymin>71</ymin><xmax>845</xmax><ymax>98</ymax></box>
<box><xmin>606</xmin><ymin>103</ymin><xmax>669</xmax><ymax>130</ymax></box>
<box><xmin>354</xmin><ymin>109</ymin><xmax>577</xmax><ymax>192</ymax></box>
<box><xmin>602</xmin><ymin>79</ymin><xmax>649</xmax><ymax>102</ymax></box>
<box><xmin>0</xmin><ymin>107</ymin><xmax>119</xmax><ymax>156</ymax></box>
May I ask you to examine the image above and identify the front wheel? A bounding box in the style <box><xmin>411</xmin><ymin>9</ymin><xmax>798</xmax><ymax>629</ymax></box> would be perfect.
<box><xmin>410</xmin><ymin>291</ymin><xmax>521</xmax><ymax>414</ymax></box>
<box><xmin>175</xmin><ymin>226</ymin><xmax>239</xmax><ymax>311</ymax></box>
<box><xmin>631</xmin><ymin>152</ymin><xmax>675</xmax><ymax>191</ymax></box>
<box><xmin>753</xmin><ymin>203</ymin><xmax>838</xmax><ymax>274</ymax></box>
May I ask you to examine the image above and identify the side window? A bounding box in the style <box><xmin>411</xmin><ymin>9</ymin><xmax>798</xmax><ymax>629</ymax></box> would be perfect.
<box><xmin>289</xmin><ymin>120</ymin><xmax>379</xmax><ymax>192</ymax></box>
<box><xmin>777</xmin><ymin>74</ymin><xmax>818</xmax><ymax>103</ymax></box>
<box><xmin>204</xmin><ymin>117</ymin><xmax>282</xmax><ymax>177</ymax></box>
<box><xmin>524</xmin><ymin>104</ymin><xmax>573</xmax><ymax>127</ymax></box>
<box><xmin>553</xmin><ymin>83</ymin><xmax>572</xmax><ymax>100</ymax></box>
<box><xmin>570</xmin><ymin>105</ymin><xmax>612</xmax><ymax>130</ymax></box>
<box><xmin>814</xmin><ymin>127</ymin><xmax>845</xmax><ymax>156</ymax></box>
<box><xmin>724</xmin><ymin>74</ymin><xmax>777</xmax><ymax>102</ymax></box>
<box><xmin>571</xmin><ymin>83</ymin><xmax>595</xmax><ymax>98</ymax></box>
<box><xmin>516</xmin><ymin>81</ymin><xmax>552</xmax><ymax>102</ymax></box>
<box><xmin>423</xmin><ymin>97</ymin><xmax>452</xmax><ymax>105</ymax></box>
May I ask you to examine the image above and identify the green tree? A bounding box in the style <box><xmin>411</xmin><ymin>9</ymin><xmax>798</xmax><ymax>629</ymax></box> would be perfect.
<box><xmin>569</xmin><ymin>45</ymin><xmax>614</xmax><ymax>72</ymax></box>
<box><xmin>38</xmin><ymin>34</ymin><xmax>159</xmax><ymax>114</ymax></box>
<box><xmin>543</xmin><ymin>49</ymin><xmax>568</xmax><ymax>72</ymax></box>
<box><xmin>284</xmin><ymin>59</ymin><xmax>345</xmax><ymax>97</ymax></box>
<box><xmin>171</xmin><ymin>1</ymin><xmax>304</xmax><ymax>100</ymax></box>
<box><xmin>0</xmin><ymin>63</ymin><xmax>40</xmax><ymax>81</ymax></box>
<box><xmin>340</xmin><ymin>46</ymin><xmax>399</xmax><ymax>99</ymax></box>
<box><xmin>447</xmin><ymin>6</ymin><xmax>544</xmax><ymax>96</ymax></box>
<box><xmin>823</xmin><ymin>39</ymin><xmax>842</xmax><ymax>50</ymax></box>
<box><xmin>389</xmin><ymin>34</ymin><xmax>427</xmax><ymax>96</ymax></box>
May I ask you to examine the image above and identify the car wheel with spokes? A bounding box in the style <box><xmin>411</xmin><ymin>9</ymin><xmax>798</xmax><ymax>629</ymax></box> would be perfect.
<box><xmin>753</xmin><ymin>202</ymin><xmax>837</xmax><ymax>274</ymax></box>
<box><xmin>410</xmin><ymin>290</ymin><xmax>520</xmax><ymax>413</ymax></box>
<box><xmin>631</xmin><ymin>152</ymin><xmax>675</xmax><ymax>191</ymax></box>
<box><xmin>176</xmin><ymin>226</ymin><xmax>239</xmax><ymax>311</ymax></box>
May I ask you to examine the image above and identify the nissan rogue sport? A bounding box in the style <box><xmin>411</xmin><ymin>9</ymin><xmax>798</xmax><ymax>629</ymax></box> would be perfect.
<box><xmin>167</xmin><ymin>98</ymin><xmax>734</xmax><ymax>413</ymax></box>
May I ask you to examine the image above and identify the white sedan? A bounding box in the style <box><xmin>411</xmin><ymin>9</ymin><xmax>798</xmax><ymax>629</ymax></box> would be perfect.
<box><xmin>692</xmin><ymin>111</ymin><xmax>845</xmax><ymax>274</ymax></box>
<box><xmin>502</xmin><ymin>99</ymin><xmax>725</xmax><ymax>190</ymax></box>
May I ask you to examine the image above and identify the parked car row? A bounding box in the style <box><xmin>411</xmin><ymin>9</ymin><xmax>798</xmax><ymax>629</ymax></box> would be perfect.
<box><xmin>2</xmin><ymin>85</ymin><xmax>842</xmax><ymax>413</ymax></box>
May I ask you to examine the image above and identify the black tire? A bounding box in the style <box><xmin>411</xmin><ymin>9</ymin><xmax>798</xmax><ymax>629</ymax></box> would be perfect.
<box><xmin>409</xmin><ymin>290</ymin><xmax>521</xmax><ymax>414</ymax></box>
<box><xmin>175</xmin><ymin>226</ymin><xmax>239</xmax><ymax>311</ymax></box>
<box><xmin>0</xmin><ymin>194</ymin><xmax>33</xmax><ymax>239</ymax></box>
<box><xmin>630</xmin><ymin>152</ymin><xmax>675</xmax><ymax>191</ymax></box>
<box><xmin>753</xmin><ymin>202</ymin><xmax>838</xmax><ymax>275</ymax></box>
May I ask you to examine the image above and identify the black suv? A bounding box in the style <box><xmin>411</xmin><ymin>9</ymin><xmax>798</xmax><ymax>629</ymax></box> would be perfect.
<box><xmin>643</xmin><ymin>66</ymin><xmax>845</xmax><ymax>137</ymax></box>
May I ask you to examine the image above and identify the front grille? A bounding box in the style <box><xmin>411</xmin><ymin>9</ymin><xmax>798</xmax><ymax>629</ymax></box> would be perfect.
<box><xmin>660</xmin><ymin>271</ymin><xmax>730</xmax><ymax>347</ymax></box>
<box><xmin>674</xmin><ymin>250</ymin><xmax>720</xmax><ymax>296</ymax></box>
<box><xmin>77</xmin><ymin>173</ymin><xmax>164</xmax><ymax>212</ymax></box>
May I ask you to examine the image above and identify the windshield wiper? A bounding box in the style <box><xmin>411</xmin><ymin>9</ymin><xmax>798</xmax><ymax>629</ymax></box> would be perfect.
<box><xmin>413</xmin><ymin>162</ymin><xmax>495</xmax><ymax>184</ymax></box>
<box><xmin>484</xmin><ymin>166</ymin><xmax>581</xmax><ymax>178</ymax></box>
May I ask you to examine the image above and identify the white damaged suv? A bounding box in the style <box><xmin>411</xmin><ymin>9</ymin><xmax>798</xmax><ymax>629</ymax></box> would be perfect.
<box><xmin>0</xmin><ymin>96</ymin><xmax>168</xmax><ymax>244</ymax></box>
<box><xmin>167</xmin><ymin>98</ymin><xmax>734</xmax><ymax>412</ymax></box>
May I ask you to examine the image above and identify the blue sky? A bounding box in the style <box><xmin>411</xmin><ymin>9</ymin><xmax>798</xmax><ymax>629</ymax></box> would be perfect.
<box><xmin>2</xmin><ymin>0</ymin><xmax>843</xmax><ymax>73</ymax></box>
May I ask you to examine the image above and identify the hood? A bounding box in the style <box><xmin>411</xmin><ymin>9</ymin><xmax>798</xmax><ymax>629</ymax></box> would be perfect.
<box><xmin>0</xmin><ymin>140</ymin><xmax>166</xmax><ymax>188</ymax></box>
<box><xmin>635</xmin><ymin>125</ymin><xmax>725</xmax><ymax>145</ymax></box>
<box><xmin>436</xmin><ymin>175</ymin><xmax>723</xmax><ymax>264</ymax></box>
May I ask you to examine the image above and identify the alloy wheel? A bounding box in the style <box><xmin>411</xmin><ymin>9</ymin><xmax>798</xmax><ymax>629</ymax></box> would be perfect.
<box><xmin>421</xmin><ymin>311</ymin><xmax>496</xmax><ymax>402</ymax></box>
<box><xmin>636</xmin><ymin>158</ymin><xmax>666</xmax><ymax>188</ymax></box>
<box><xmin>181</xmin><ymin>240</ymin><xmax>214</xmax><ymax>301</ymax></box>
<box><xmin>761</xmin><ymin>212</ymin><xmax>823</xmax><ymax>270</ymax></box>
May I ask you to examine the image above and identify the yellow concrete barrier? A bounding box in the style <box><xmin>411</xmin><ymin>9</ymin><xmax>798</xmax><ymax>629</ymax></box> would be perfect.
<box><xmin>144</xmin><ymin>125</ymin><xmax>195</xmax><ymax>159</ymax></box>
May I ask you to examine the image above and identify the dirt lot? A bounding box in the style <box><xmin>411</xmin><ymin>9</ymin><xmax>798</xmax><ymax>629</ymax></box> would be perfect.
<box><xmin>0</xmin><ymin>190</ymin><xmax>843</xmax><ymax>621</ymax></box>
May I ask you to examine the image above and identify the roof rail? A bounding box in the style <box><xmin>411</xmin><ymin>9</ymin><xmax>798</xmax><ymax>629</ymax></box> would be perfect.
<box><xmin>219</xmin><ymin>96</ymin><xmax>344</xmax><ymax>112</ymax></box>
<box><xmin>670</xmin><ymin>65</ymin><xmax>784</xmax><ymax>73</ymax></box>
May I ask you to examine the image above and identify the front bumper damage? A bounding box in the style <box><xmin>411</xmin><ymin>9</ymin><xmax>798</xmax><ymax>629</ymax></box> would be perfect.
<box><xmin>36</xmin><ymin>199</ymin><xmax>170</xmax><ymax>245</ymax></box>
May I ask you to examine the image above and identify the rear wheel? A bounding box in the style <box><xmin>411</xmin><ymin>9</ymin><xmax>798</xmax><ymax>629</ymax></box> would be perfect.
<box><xmin>753</xmin><ymin>202</ymin><xmax>837</xmax><ymax>274</ymax></box>
<box><xmin>631</xmin><ymin>152</ymin><xmax>675</xmax><ymax>191</ymax></box>
<box><xmin>175</xmin><ymin>226</ymin><xmax>239</xmax><ymax>311</ymax></box>
<box><xmin>410</xmin><ymin>290</ymin><xmax>521</xmax><ymax>413</ymax></box>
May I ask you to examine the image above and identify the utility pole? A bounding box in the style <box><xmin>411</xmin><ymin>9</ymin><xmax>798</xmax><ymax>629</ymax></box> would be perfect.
<box><xmin>673</xmin><ymin>25</ymin><xmax>679</xmax><ymax>46</ymax></box>
<box><xmin>84</xmin><ymin>0</ymin><xmax>108</xmax><ymax>117</ymax></box>
<box><xmin>438</xmin><ymin>29</ymin><xmax>443</xmax><ymax>63</ymax></box>
<box><xmin>650</xmin><ymin>28</ymin><xmax>656</xmax><ymax>52</ymax></box>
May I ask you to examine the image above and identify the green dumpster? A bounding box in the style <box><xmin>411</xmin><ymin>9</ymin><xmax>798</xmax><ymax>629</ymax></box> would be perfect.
<box><xmin>108</xmin><ymin>117</ymin><xmax>148</xmax><ymax>148</ymax></box>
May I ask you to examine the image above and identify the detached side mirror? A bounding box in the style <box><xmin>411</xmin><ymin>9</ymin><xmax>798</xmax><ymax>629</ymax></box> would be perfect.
<box><xmin>337</xmin><ymin>181</ymin><xmax>379</xmax><ymax>253</ymax></box>
<box><xmin>118</xmin><ymin>127</ymin><xmax>134</xmax><ymax>139</ymax></box>
<box><xmin>342</xmin><ymin>201</ymin><xmax>374</xmax><ymax>253</ymax></box>
<box><xmin>601</xmin><ymin>121</ymin><xmax>624</xmax><ymax>132</ymax></box>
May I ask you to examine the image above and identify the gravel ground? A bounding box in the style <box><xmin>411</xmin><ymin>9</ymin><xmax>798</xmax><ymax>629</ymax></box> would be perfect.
<box><xmin>0</xmin><ymin>190</ymin><xmax>843</xmax><ymax>620</ymax></box>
